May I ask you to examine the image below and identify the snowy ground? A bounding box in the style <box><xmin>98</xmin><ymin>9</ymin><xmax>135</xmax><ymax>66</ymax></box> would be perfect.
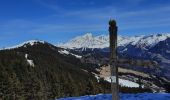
<box><xmin>58</xmin><ymin>93</ymin><xmax>170</xmax><ymax>100</ymax></box>
<box><xmin>58</xmin><ymin>49</ymin><xmax>82</xmax><ymax>58</ymax></box>
<box><xmin>104</xmin><ymin>77</ymin><xmax>139</xmax><ymax>88</ymax></box>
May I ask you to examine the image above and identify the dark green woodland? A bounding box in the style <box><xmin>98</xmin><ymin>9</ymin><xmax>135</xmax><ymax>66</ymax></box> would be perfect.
<box><xmin>0</xmin><ymin>42</ymin><xmax>111</xmax><ymax>100</ymax></box>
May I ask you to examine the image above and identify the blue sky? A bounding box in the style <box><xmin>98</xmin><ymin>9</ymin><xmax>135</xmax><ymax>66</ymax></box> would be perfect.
<box><xmin>0</xmin><ymin>0</ymin><xmax>170</xmax><ymax>48</ymax></box>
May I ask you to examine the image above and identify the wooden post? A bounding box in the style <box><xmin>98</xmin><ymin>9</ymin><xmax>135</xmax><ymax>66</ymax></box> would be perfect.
<box><xmin>109</xmin><ymin>20</ymin><xmax>119</xmax><ymax>100</ymax></box>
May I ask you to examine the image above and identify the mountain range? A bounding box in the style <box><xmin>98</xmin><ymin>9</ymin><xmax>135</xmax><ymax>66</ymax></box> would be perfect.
<box><xmin>60</xmin><ymin>33</ymin><xmax>170</xmax><ymax>79</ymax></box>
<box><xmin>59</xmin><ymin>33</ymin><xmax>170</xmax><ymax>93</ymax></box>
<box><xmin>0</xmin><ymin>33</ymin><xmax>170</xmax><ymax>99</ymax></box>
<box><xmin>60</xmin><ymin>33</ymin><xmax>170</xmax><ymax>50</ymax></box>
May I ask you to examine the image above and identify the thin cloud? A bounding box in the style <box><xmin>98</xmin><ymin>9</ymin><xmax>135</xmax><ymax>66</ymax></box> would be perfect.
<box><xmin>1</xmin><ymin>1</ymin><xmax>170</xmax><ymax>36</ymax></box>
<box><xmin>35</xmin><ymin>0</ymin><xmax>63</xmax><ymax>12</ymax></box>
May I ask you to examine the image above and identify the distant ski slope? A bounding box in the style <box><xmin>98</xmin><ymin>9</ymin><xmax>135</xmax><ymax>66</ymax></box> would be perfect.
<box><xmin>58</xmin><ymin>93</ymin><xmax>170</xmax><ymax>100</ymax></box>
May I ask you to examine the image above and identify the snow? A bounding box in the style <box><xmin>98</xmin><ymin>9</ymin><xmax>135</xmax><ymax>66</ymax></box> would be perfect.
<box><xmin>59</xmin><ymin>50</ymin><xmax>70</xmax><ymax>55</ymax></box>
<box><xmin>104</xmin><ymin>77</ymin><xmax>139</xmax><ymax>88</ymax></box>
<box><xmin>25</xmin><ymin>54</ymin><xmax>35</xmax><ymax>67</ymax></box>
<box><xmin>119</xmin><ymin>78</ymin><xmax>139</xmax><ymax>88</ymax></box>
<box><xmin>58</xmin><ymin>93</ymin><xmax>170</xmax><ymax>100</ymax></box>
<box><xmin>59</xmin><ymin>50</ymin><xmax>82</xmax><ymax>58</ymax></box>
<box><xmin>59</xmin><ymin>33</ymin><xmax>109</xmax><ymax>49</ymax></box>
<box><xmin>71</xmin><ymin>54</ymin><xmax>82</xmax><ymax>58</ymax></box>
<box><xmin>1</xmin><ymin>33</ymin><xmax>170</xmax><ymax>51</ymax></box>
<box><xmin>1</xmin><ymin>40</ymin><xmax>45</xmax><ymax>50</ymax></box>
<box><xmin>59</xmin><ymin>33</ymin><xmax>170</xmax><ymax>49</ymax></box>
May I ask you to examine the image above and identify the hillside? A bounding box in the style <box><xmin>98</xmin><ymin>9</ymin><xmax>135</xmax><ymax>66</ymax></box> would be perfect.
<box><xmin>1</xmin><ymin>33</ymin><xmax>170</xmax><ymax>99</ymax></box>
<box><xmin>0</xmin><ymin>41</ymin><xmax>110</xmax><ymax>99</ymax></box>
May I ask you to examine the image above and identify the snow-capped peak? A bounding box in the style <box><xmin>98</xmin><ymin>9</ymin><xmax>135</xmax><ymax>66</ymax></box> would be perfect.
<box><xmin>59</xmin><ymin>33</ymin><xmax>170</xmax><ymax>49</ymax></box>
<box><xmin>21</xmin><ymin>40</ymin><xmax>45</xmax><ymax>46</ymax></box>
<box><xmin>136</xmin><ymin>33</ymin><xmax>170</xmax><ymax>48</ymax></box>
<box><xmin>3</xmin><ymin>40</ymin><xmax>45</xmax><ymax>50</ymax></box>
<box><xmin>82</xmin><ymin>33</ymin><xmax>93</xmax><ymax>38</ymax></box>
<box><xmin>59</xmin><ymin>33</ymin><xmax>109</xmax><ymax>49</ymax></box>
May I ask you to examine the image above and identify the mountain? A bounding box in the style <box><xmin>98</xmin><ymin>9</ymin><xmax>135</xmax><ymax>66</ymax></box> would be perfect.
<box><xmin>0</xmin><ymin>40</ymin><xmax>112</xmax><ymax>99</ymax></box>
<box><xmin>60</xmin><ymin>33</ymin><xmax>170</xmax><ymax>62</ymax></box>
<box><xmin>60</xmin><ymin>33</ymin><xmax>170</xmax><ymax>49</ymax></box>
<box><xmin>59</xmin><ymin>33</ymin><xmax>170</xmax><ymax>93</ymax></box>
<box><xmin>2</xmin><ymin>40</ymin><xmax>45</xmax><ymax>50</ymax></box>
<box><xmin>1</xmin><ymin>33</ymin><xmax>170</xmax><ymax>99</ymax></box>
<box><xmin>149</xmin><ymin>38</ymin><xmax>170</xmax><ymax>59</ymax></box>
<box><xmin>59</xmin><ymin>33</ymin><xmax>109</xmax><ymax>50</ymax></box>
<box><xmin>1</xmin><ymin>40</ymin><xmax>154</xmax><ymax>99</ymax></box>
<box><xmin>60</xmin><ymin>33</ymin><xmax>170</xmax><ymax>65</ymax></box>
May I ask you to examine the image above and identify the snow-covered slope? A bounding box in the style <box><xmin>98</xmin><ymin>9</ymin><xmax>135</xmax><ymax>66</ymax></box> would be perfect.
<box><xmin>60</xmin><ymin>33</ymin><xmax>170</xmax><ymax>49</ymax></box>
<box><xmin>58</xmin><ymin>93</ymin><xmax>170</xmax><ymax>100</ymax></box>
<box><xmin>59</xmin><ymin>49</ymin><xmax>82</xmax><ymax>58</ymax></box>
<box><xmin>104</xmin><ymin>77</ymin><xmax>139</xmax><ymax>88</ymax></box>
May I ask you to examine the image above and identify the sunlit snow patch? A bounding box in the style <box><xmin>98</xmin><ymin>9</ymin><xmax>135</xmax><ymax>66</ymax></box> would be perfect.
<box><xmin>25</xmin><ymin>54</ymin><xmax>35</xmax><ymax>67</ymax></box>
<box><xmin>104</xmin><ymin>77</ymin><xmax>139</xmax><ymax>88</ymax></box>
<box><xmin>59</xmin><ymin>50</ymin><xmax>82</xmax><ymax>58</ymax></box>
